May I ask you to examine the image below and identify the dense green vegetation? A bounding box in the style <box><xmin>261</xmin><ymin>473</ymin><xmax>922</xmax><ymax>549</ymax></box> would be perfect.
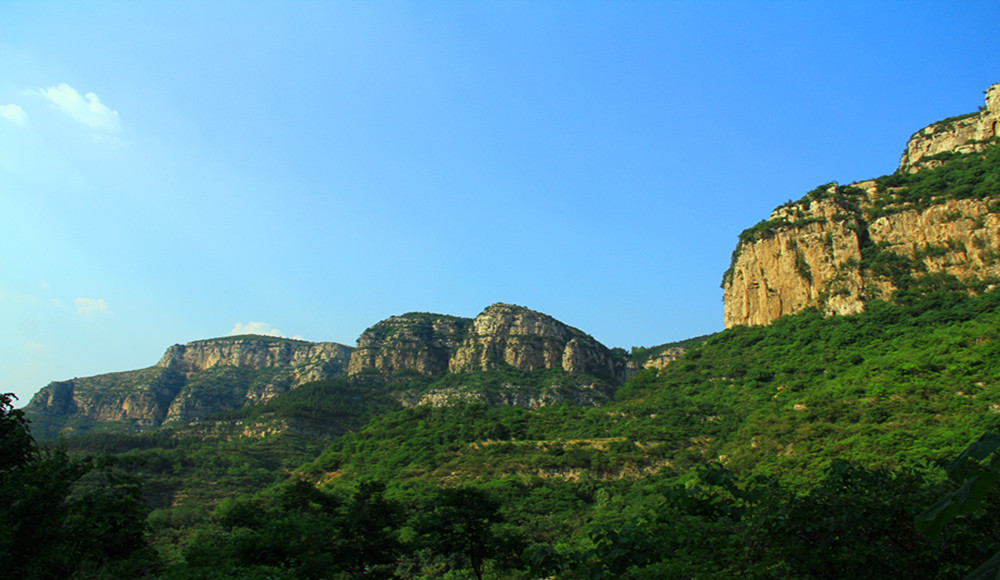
<box><xmin>873</xmin><ymin>141</ymin><xmax>1000</xmax><ymax>215</ymax></box>
<box><xmin>1</xmin><ymin>393</ymin><xmax>156</xmax><ymax>578</ymax></box>
<box><xmin>16</xmin><ymin>282</ymin><xmax>993</xmax><ymax>577</ymax></box>
<box><xmin>9</xmin><ymin>139</ymin><xmax>1000</xmax><ymax>576</ymax></box>
<box><xmin>200</xmin><ymin>374</ymin><xmax>410</xmax><ymax>429</ymax></box>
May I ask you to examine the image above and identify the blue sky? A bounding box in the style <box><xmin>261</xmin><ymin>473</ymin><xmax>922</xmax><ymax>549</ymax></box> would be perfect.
<box><xmin>2</xmin><ymin>1</ymin><xmax>999</xmax><ymax>405</ymax></box>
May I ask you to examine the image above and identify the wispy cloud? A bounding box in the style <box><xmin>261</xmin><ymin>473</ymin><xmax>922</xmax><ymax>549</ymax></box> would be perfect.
<box><xmin>23</xmin><ymin>341</ymin><xmax>47</xmax><ymax>354</ymax></box>
<box><xmin>28</xmin><ymin>83</ymin><xmax>121</xmax><ymax>133</ymax></box>
<box><xmin>0</xmin><ymin>104</ymin><xmax>28</xmax><ymax>126</ymax></box>
<box><xmin>229</xmin><ymin>321</ymin><xmax>302</xmax><ymax>339</ymax></box>
<box><xmin>73</xmin><ymin>297</ymin><xmax>109</xmax><ymax>317</ymax></box>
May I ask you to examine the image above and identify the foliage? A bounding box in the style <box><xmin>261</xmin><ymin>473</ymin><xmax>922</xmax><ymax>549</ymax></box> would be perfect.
<box><xmin>918</xmin><ymin>434</ymin><xmax>1000</xmax><ymax>579</ymax></box>
<box><xmin>0</xmin><ymin>393</ymin><xmax>155</xmax><ymax>578</ymax></box>
<box><xmin>201</xmin><ymin>373</ymin><xmax>407</xmax><ymax>429</ymax></box>
<box><xmin>873</xmin><ymin>145</ymin><xmax>1000</xmax><ymax>216</ymax></box>
<box><xmin>411</xmin><ymin>486</ymin><xmax>520</xmax><ymax>580</ymax></box>
<box><xmin>30</xmin><ymin>186</ymin><xmax>1000</xmax><ymax>577</ymax></box>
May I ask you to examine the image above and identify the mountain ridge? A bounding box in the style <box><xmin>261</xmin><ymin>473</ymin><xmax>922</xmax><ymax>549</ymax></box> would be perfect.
<box><xmin>24</xmin><ymin>83</ymin><xmax>1000</xmax><ymax>438</ymax></box>
<box><xmin>723</xmin><ymin>83</ymin><xmax>1000</xmax><ymax>328</ymax></box>
<box><xmin>24</xmin><ymin>303</ymin><xmax>656</xmax><ymax>437</ymax></box>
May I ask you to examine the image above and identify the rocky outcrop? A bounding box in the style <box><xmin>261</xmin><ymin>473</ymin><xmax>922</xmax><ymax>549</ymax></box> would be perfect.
<box><xmin>348</xmin><ymin>304</ymin><xmax>625</xmax><ymax>383</ymax></box>
<box><xmin>26</xmin><ymin>336</ymin><xmax>353</xmax><ymax>431</ymax></box>
<box><xmin>158</xmin><ymin>337</ymin><xmax>352</xmax><ymax>385</ymax></box>
<box><xmin>396</xmin><ymin>381</ymin><xmax>614</xmax><ymax>410</ymax></box>
<box><xmin>347</xmin><ymin>313</ymin><xmax>472</xmax><ymax>375</ymax></box>
<box><xmin>625</xmin><ymin>347</ymin><xmax>688</xmax><ymax>377</ymax></box>
<box><xmin>25</xmin><ymin>305</ymin><xmax>629</xmax><ymax>436</ymax></box>
<box><xmin>900</xmin><ymin>84</ymin><xmax>1000</xmax><ymax>172</ymax></box>
<box><xmin>28</xmin><ymin>367</ymin><xmax>185</xmax><ymax>429</ymax></box>
<box><xmin>449</xmin><ymin>303</ymin><xmax>624</xmax><ymax>382</ymax></box>
<box><xmin>723</xmin><ymin>83</ymin><xmax>1000</xmax><ymax>328</ymax></box>
<box><xmin>723</xmin><ymin>188</ymin><xmax>873</xmax><ymax>328</ymax></box>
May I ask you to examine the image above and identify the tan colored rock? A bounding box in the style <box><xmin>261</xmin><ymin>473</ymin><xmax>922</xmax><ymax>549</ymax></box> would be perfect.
<box><xmin>900</xmin><ymin>83</ymin><xmax>1000</xmax><ymax>172</ymax></box>
<box><xmin>27</xmin><ymin>336</ymin><xmax>353</xmax><ymax>429</ymax></box>
<box><xmin>159</xmin><ymin>337</ymin><xmax>352</xmax><ymax>384</ymax></box>
<box><xmin>347</xmin><ymin>313</ymin><xmax>471</xmax><ymax>375</ymax></box>
<box><xmin>724</xmin><ymin>194</ymin><xmax>1000</xmax><ymax>328</ymax></box>
<box><xmin>868</xmin><ymin>199</ymin><xmax>1000</xmax><ymax>280</ymax></box>
<box><xmin>448</xmin><ymin>303</ymin><xmax>623</xmax><ymax>382</ymax></box>
<box><xmin>724</xmin><ymin>193</ymin><xmax>870</xmax><ymax>328</ymax></box>
<box><xmin>724</xmin><ymin>84</ymin><xmax>1000</xmax><ymax>328</ymax></box>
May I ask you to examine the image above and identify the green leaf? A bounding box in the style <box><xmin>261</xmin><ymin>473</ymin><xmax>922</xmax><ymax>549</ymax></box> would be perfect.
<box><xmin>964</xmin><ymin>548</ymin><xmax>1000</xmax><ymax>580</ymax></box>
<box><xmin>915</xmin><ymin>471</ymin><xmax>1000</xmax><ymax>542</ymax></box>
<box><xmin>947</xmin><ymin>434</ymin><xmax>1000</xmax><ymax>483</ymax></box>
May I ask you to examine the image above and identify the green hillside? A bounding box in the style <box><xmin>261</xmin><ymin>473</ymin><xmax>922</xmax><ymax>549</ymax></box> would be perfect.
<box><xmin>13</xmin><ymin>281</ymin><xmax>997</xmax><ymax>578</ymax></box>
<box><xmin>8</xmin><ymin>142</ymin><xmax>1000</xmax><ymax>578</ymax></box>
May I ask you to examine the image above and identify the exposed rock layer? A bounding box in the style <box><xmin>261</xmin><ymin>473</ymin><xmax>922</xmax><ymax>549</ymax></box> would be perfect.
<box><xmin>26</xmin><ymin>337</ymin><xmax>353</xmax><ymax>430</ymax></box>
<box><xmin>346</xmin><ymin>303</ymin><xmax>624</xmax><ymax>383</ymax></box>
<box><xmin>449</xmin><ymin>303</ymin><xmax>624</xmax><ymax>382</ymax></box>
<box><xmin>900</xmin><ymin>84</ymin><xmax>1000</xmax><ymax>172</ymax></box>
<box><xmin>26</xmin><ymin>304</ymin><xmax>631</xmax><ymax>434</ymax></box>
<box><xmin>347</xmin><ymin>314</ymin><xmax>471</xmax><ymax>375</ymax></box>
<box><xmin>724</xmin><ymin>83</ymin><xmax>1000</xmax><ymax>328</ymax></box>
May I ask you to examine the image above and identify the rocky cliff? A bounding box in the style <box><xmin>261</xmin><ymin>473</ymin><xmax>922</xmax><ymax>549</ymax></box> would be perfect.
<box><xmin>723</xmin><ymin>83</ymin><xmax>1000</xmax><ymax>328</ymax></box>
<box><xmin>347</xmin><ymin>313</ymin><xmax>472</xmax><ymax>375</ymax></box>
<box><xmin>900</xmin><ymin>84</ymin><xmax>1000</xmax><ymax>172</ymax></box>
<box><xmin>347</xmin><ymin>303</ymin><xmax>625</xmax><ymax>383</ymax></box>
<box><xmin>158</xmin><ymin>337</ymin><xmax>352</xmax><ymax>383</ymax></box>
<box><xmin>25</xmin><ymin>336</ymin><xmax>353</xmax><ymax>433</ymax></box>
<box><xmin>26</xmin><ymin>304</ymin><xmax>632</xmax><ymax>436</ymax></box>
<box><xmin>449</xmin><ymin>303</ymin><xmax>624</xmax><ymax>382</ymax></box>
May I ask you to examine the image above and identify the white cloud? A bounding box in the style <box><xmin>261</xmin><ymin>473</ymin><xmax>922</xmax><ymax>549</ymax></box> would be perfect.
<box><xmin>229</xmin><ymin>322</ymin><xmax>303</xmax><ymax>339</ymax></box>
<box><xmin>23</xmin><ymin>341</ymin><xmax>47</xmax><ymax>354</ymax></box>
<box><xmin>230</xmin><ymin>321</ymin><xmax>283</xmax><ymax>337</ymax></box>
<box><xmin>29</xmin><ymin>83</ymin><xmax>121</xmax><ymax>133</ymax></box>
<box><xmin>0</xmin><ymin>104</ymin><xmax>28</xmax><ymax>126</ymax></box>
<box><xmin>73</xmin><ymin>297</ymin><xmax>109</xmax><ymax>317</ymax></box>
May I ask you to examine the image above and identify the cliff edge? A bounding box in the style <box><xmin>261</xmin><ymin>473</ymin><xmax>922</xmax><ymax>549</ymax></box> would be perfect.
<box><xmin>723</xmin><ymin>83</ymin><xmax>1000</xmax><ymax>328</ymax></box>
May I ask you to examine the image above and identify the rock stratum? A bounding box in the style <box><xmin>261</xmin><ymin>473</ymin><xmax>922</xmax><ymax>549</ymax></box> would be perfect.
<box><xmin>26</xmin><ymin>337</ymin><xmax>354</xmax><ymax>432</ymax></box>
<box><xmin>31</xmin><ymin>81</ymin><xmax>991</xmax><ymax>433</ymax></box>
<box><xmin>346</xmin><ymin>303</ymin><xmax>623</xmax><ymax>382</ymax></box>
<box><xmin>25</xmin><ymin>303</ymin><xmax>633</xmax><ymax>434</ymax></box>
<box><xmin>723</xmin><ymin>83</ymin><xmax>1000</xmax><ymax>328</ymax></box>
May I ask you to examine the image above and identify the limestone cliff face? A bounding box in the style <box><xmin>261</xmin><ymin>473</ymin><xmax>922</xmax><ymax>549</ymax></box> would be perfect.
<box><xmin>723</xmin><ymin>192</ymin><xmax>872</xmax><ymax>328</ymax></box>
<box><xmin>26</xmin><ymin>336</ymin><xmax>353</xmax><ymax>430</ymax></box>
<box><xmin>26</xmin><ymin>305</ymin><xmax>627</xmax><ymax>436</ymax></box>
<box><xmin>27</xmin><ymin>368</ymin><xmax>184</xmax><ymax>428</ymax></box>
<box><xmin>347</xmin><ymin>313</ymin><xmax>472</xmax><ymax>375</ymax></box>
<box><xmin>449</xmin><ymin>303</ymin><xmax>624</xmax><ymax>382</ymax></box>
<box><xmin>900</xmin><ymin>84</ymin><xmax>1000</xmax><ymax>172</ymax></box>
<box><xmin>348</xmin><ymin>304</ymin><xmax>624</xmax><ymax>383</ymax></box>
<box><xmin>158</xmin><ymin>337</ymin><xmax>352</xmax><ymax>386</ymax></box>
<box><xmin>723</xmin><ymin>83</ymin><xmax>1000</xmax><ymax>328</ymax></box>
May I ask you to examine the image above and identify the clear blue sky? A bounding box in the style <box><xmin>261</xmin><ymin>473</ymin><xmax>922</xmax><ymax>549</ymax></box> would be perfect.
<box><xmin>2</xmin><ymin>1</ymin><xmax>998</xmax><ymax>405</ymax></box>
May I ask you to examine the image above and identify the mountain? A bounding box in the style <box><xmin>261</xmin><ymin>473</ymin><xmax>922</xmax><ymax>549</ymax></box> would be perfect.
<box><xmin>347</xmin><ymin>312</ymin><xmax>472</xmax><ymax>375</ymax></box>
<box><xmin>18</xmin><ymin>83</ymin><xmax>1000</xmax><ymax>580</ymax></box>
<box><xmin>24</xmin><ymin>336</ymin><xmax>354</xmax><ymax>436</ymax></box>
<box><xmin>723</xmin><ymin>83</ymin><xmax>1000</xmax><ymax>328</ymax></box>
<box><xmin>24</xmin><ymin>303</ymin><xmax>639</xmax><ymax>437</ymax></box>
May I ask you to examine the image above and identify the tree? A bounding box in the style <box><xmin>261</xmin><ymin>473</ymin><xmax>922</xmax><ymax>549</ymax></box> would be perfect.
<box><xmin>0</xmin><ymin>393</ymin><xmax>153</xmax><ymax>578</ymax></box>
<box><xmin>418</xmin><ymin>486</ymin><xmax>509</xmax><ymax>580</ymax></box>
<box><xmin>917</xmin><ymin>433</ymin><xmax>1000</xmax><ymax>578</ymax></box>
<box><xmin>749</xmin><ymin>460</ymin><xmax>942</xmax><ymax>579</ymax></box>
